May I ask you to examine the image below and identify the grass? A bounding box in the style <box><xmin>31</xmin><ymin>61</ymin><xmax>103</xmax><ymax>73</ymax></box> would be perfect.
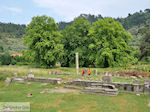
<box><xmin>0</xmin><ymin>82</ymin><xmax>150</xmax><ymax>112</ymax></box>
<box><xmin>0</xmin><ymin>65</ymin><xmax>150</xmax><ymax>112</ymax></box>
<box><xmin>0</xmin><ymin>65</ymin><xmax>149</xmax><ymax>82</ymax></box>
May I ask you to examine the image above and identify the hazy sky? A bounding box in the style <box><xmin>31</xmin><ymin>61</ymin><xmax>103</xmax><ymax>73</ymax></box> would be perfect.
<box><xmin>0</xmin><ymin>0</ymin><xmax>150</xmax><ymax>24</ymax></box>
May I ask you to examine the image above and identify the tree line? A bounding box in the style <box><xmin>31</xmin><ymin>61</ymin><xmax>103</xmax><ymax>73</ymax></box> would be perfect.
<box><xmin>22</xmin><ymin>15</ymin><xmax>138</xmax><ymax>68</ymax></box>
<box><xmin>1</xmin><ymin>8</ymin><xmax>150</xmax><ymax>67</ymax></box>
<box><xmin>0</xmin><ymin>22</ymin><xmax>26</xmax><ymax>38</ymax></box>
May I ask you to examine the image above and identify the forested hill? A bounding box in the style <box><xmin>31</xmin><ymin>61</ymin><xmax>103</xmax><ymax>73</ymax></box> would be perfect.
<box><xmin>58</xmin><ymin>14</ymin><xmax>103</xmax><ymax>30</ymax></box>
<box><xmin>1</xmin><ymin>8</ymin><xmax>150</xmax><ymax>37</ymax></box>
<box><xmin>0</xmin><ymin>22</ymin><xmax>26</xmax><ymax>38</ymax></box>
<box><xmin>0</xmin><ymin>23</ymin><xmax>26</xmax><ymax>54</ymax></box>
<box><xmin>116</xmin><ymin>8</ymin><xmax>150</xmax><ymax>30</ymax></box>
<box><xmin>58</xmin><ymin>8</ymin><xmax>150</xmax><ymax>30</ymax></box>
<box><xmin>1</xmin><ymin>8</ymin><xmax>150</xmax><ymax>38</ymax></box>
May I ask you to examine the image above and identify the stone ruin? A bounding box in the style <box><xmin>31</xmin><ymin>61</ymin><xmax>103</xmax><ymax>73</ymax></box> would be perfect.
<box><xmin>7</xmin><ymin>72</ymin><xmax>62</xmax><ymax>85</ymax></box>
<box><xmin>48</xmin><ymin>71</ymin><xmax>71</xmax><ymax>75</ymax></box>
<box><xmin>102</xmin><ymin>76</ymin><xmax>112</xmax><ymax>83</ymax></box>
<box><xmin>65</xmin><ymin>79</ymin><xmax>150</xmax><ymax>95</ymax></box>
<box><xmin>27</xmin><ymin>77</ymin><xmax>61</xmax><ymax>84</ymax></box>
<box><xmin>28</xmin><ymin>72</ymin><xmax>34</xmax><ymax>78</ymax></box>
<box><xmin>82</xmin><ymin>83</ymin><xmax>118</xmax><ymax>96</ymax></box>
<box><xmin>64</xmin><ymin>78</ymin><xmax>118</xmax><ymax>96</ymax></box>
<box><xmin>4</xmin><ymin>71</ymin><xmax>150</xmax><ymax>96</ymax></box>
<box><xmin>4</xmin><ymin>77</ymin><xmax>11</xmax><ymax>86</ymax></box>
<box><xmin>26</xmin><ymin>72</ymin><xmax>62</xmax><ymax>84</ymax></box>
<box><xmin>97</xmin><ymin>71</ymin><xmax>119</xmax><ymax>77</ymax></box>
<box><xmin>94</xmin><ymin>69</ymin><xmax>98</xmax><ymax>76</ymax></box>
<box><xmin>12</xmin><ymin>78</ymin><xmax>25</xmax><ymax>83</ymax></box>
<box><xmin>14</xmin><ymin>73</ymin><xmax>18</xmax><ymax>78</ymax></box>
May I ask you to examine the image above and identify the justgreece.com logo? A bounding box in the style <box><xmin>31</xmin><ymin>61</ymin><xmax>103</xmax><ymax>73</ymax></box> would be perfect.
<box><xmin>0</xmin><ymin>102</ymin><xmax>30</xmax><ymax>112</ymax></box>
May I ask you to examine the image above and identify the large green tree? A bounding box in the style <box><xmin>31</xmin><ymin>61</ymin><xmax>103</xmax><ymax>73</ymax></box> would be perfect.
<box><xmin>89</xmin><ymin>18</ymin><xmax>137</xmax><ymax>67</ymax></box>
<box><xmin>61</xmin><ymin>16</ymin><xmax>91</xmax><ymax>67</ymax></box>
<box><xmin>23</xmin><ymin>15</ymin><xmax>63</xmax><ymax>67</ymax></box>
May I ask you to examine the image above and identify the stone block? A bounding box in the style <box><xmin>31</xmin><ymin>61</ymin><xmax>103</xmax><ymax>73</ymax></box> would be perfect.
<box><xmin>27</xmin><ymin>77</ymin><xmax>62</xmax><ymax>84</ymax></box>
<box><xmin>102</xmin><ymin>76</ymin><xmax>112</xmax><ymax>83</ymax></box>
<box><xmin>133</xmin><ymin>80</ymin><xmax>140</xmax><ymax>84</ymax></box>
<box><xmin>99</xmin><ymin>72</ymin><xmax>103</xmax><ymax>76</ymax></box>
<box><xmin>133</xmin><ymin>84</ymin><xmax>140</xmax><ymax>93</ymax></box>
<box><xmin>82</xmin><ymin>87</ymin><xmax>118</xmax><ymax>96</ymax></box>
<box><xmin>94</xmin><ymin>69</ymin><xmax>98</xmax><ymax>76</ymax></box>
<box><xmin>14</xmin><ymin>73</ymin><xmax>18</xmax><ymax>78</ymax></box>
<box><xmin>126</xmin><ymin>84</ymin><xmax>132</xmax><ymax>92</ymax></box>
<box><xmin>28</xmin><ymin>72</ymin><xmax>34</xmax><ymax>78</ymax></box>
<box><xmin>113</xmin><ymin>72</ymin><xmax>118</xmax><ymax>77</ymax></box>
<box><xmin>12</xmin><ymin>78</ymin><xmax>25</xmax><ymax>83</ymax></box>
<box><xmin>144</xmin><ymin>84</ymin><xmax>150</xmax><ymax>94</ymax></box>
<box><xmin>5</xmin><ymin>77</ymin><xmax>11</xmax><ymax>86</ymax></box>
<box><xmin>139</xmin><ymin>86</ymin><xmax>144</xmax><ymax>92</ymax></box>
<box><xmin>119</xmin><ymin>84</ymin><xmax>125</xmax><ymax>91</ymax></box>
<box><xmin>22</xmin><ymin>76</ymin><xmax>27</xmax><ymax>80</ymax></box>
<box><xmin>144</xmin><ymin>79</ymin><xmax>150</xmax><ymax>85</ymax></box>
<box><xmin>104</xmin><ymin>72</ymin><xmax>108</xmax><ymax>76</ymax></box>
<box><xmin>108</xmin><ymin>72</ymin><xmax>112</xmax><ymax>76</ymax></box>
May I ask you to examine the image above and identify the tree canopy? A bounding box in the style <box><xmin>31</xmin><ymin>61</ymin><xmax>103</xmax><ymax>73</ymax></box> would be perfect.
<box><xmin>61</xmin><ymin>16</ymin><xmax>91</xmax><ymax>67</ymax></box>
<box><xmin>61</xmin><ymin>17</ymin><xmax>137</xmax><ymax>68</ymax></box>
<box><xmin>23</xmin><ymin>15</ymin><xmax>63</xmax><ymax>67</ymax></box>
<box><xmin>88</xmin><ymin>18</ymin><xmax>137</xmax><ymax>67</ymax></box>
<box><xmin>140</xmin><ymin>27</ymin><xmax>150</xmax><ymax>60</ymax></box>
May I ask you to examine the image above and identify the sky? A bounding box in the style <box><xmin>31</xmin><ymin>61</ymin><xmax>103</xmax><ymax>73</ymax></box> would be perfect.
<box><xmin>0</xmin><ymin>0</ymin><xmax>150</xmax><ymax>24</ymax></box>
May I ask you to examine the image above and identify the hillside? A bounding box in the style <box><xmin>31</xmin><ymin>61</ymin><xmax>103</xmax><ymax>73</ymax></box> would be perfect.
<box><xmin>0</xmin><ymin>22</ymin><xmax>26</xmax><ymax>38</ymax></box>
<box><xmin>0</xmin><ymin>34</ymin><xmax>27</xmax><ymax>54</ymax></box>
<box><xmin>0</xmin><ymin>23</ymin><xmax>27</xmax><ymax>54</ymax></box>
<box><xmin>58</xmin><ymin>9</ymin><xmax>150</xmax><ymax>31</ymax></box>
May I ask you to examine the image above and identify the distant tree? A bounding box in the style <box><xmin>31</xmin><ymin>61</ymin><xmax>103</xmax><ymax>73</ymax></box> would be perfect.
<box><xmin>0</xmin><ymin>22</ymin><xmax>26</xmax><ymax>38</ymax></box>
<box><xmin>128</xmin><ymin>13</ymin><xmax>131</xmax><ymax>16</ymax></box>
<box><xmin>58</xmin><ymin>14</ymin><xmax>103</xmax><ymax>31</ymax></box>
<box><xmin>58</xmin><ymin>21</ymin><xmax>73</xmax><ymax>30</ymax></box>
<box><xmin>88</xmin><ymin>18</ymin><xmax>137</xmax><ymax>67</ymax></box>
<box><xmin>144</xmin><ymin>9</ymin><xmax>150</xmax><ymax>13</ymax></box>
<box><xmin>140</xmin><ymin>28</ymin><xmax>150</xmax><ymax>59</ymax></box>
<box><xmin>23</xmin><ymin>15</ymin><xmax>63</xmax><ymax>68</ymax></box>
<box><xmin>0</xmin><ymin>46</ymin><xmax>3</xmax><ymax>52</ymax></box>
<box><xmin>0</xmin><ymin>53</ymin><xmax>11</xmax><ymax>65</ymax></box>
<box><xmin>116</xmin><ymin>9</ymin><xmax>150</xmax><ymax>29</ymax></box>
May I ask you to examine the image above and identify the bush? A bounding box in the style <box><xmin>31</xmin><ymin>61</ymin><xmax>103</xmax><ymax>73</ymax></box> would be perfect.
<box><xmin>145</xmin><ymin>56</ymin><xmax>150</xmax><ymax>62</ymax></box>
<box><xmin>141</xmin><ymin>56</ymin><xmax>150</xmax><ymax>63</ymax></box>
<box><xmin>0</xmin><ymin>53</ymin><xmax>28</xmax><ymax>65</ymax></box>
<box><xmin>0</xmin><ymin>53</ymin><xmax>11</xmax><ymax>65</ymax></box>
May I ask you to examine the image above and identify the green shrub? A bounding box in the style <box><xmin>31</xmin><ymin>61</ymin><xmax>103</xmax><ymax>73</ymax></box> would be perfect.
<box><xmin>0</xmin><ymin>53</ymin><xmax>11</xmax><ymax>65</ymax></box>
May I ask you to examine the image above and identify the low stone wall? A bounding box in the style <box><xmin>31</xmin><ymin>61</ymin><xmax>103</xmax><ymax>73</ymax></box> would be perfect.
<box><xmin>112</xmin><ymin>82</ymin><xmax>146</xmax><ymax>93</ymax></box>
<box><xmin>27</xmin><ymin>77</ymin><xmax>62</xmax><ymax>84</ymax></box>
<box><xmin>49</xmin><ymin>71</ymin><xmax>71</xmax><ymax>75</ymax></box>
<box><xmin>65</xmin><ymin>79</ymin><xmax>150</xmax><ymax>94</ymax></box>
<box><xmin>64</xmin><ymin>83</ymin><xmax>118</xmax><ymax>96</ymax></box>
<box><xmin>82</xmin><ymin>87</ymin><xmax>118</xmax><ymax>96</ymax></box>
<box><xmin>65</xmin><ymin>79</ymin><xmax>103</xmax><ymax>87</ymax></box>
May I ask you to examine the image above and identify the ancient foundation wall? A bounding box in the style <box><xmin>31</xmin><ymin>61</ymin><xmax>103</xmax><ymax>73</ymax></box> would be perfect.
<box><xmin>65</xmin><ymin>80</ymin><xmax>150</xmax><ymax>94</ymax></box>
<box><xmin>27</xmin><ymin>77</ymin><xmax>62</xmax><ymax>84</ymax></box>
